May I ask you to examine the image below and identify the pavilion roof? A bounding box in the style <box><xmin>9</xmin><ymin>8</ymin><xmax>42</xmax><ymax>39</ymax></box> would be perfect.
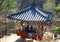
<box><xmin>7</xmin><ymin>2</ymin><xmax>53</xmax><ymax>22</ymax></box>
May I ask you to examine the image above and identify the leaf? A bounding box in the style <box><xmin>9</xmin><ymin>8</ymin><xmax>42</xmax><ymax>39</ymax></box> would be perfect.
<box><xmin>54</xmin><ymin>4</ymin><xmax>60</xmax><ymax>11</ymax></box>
<box><xmin>1</xmin><ymin>0</ymin><xmax>17</xmax><ymax>9</ymax></box>
<box><xmin>53</xmin><ymin>26</ymin><xmax>60</xmax><ymax>33</ymax></box>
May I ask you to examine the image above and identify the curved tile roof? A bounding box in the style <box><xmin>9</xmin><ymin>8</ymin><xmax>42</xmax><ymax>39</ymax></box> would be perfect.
<box><xmin>7</xmin><ymin>6</ymin><xmax>53</xmax><ymax>22</ymax></box>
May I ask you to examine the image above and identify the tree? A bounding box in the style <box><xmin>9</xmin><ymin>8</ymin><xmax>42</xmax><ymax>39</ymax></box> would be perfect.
<box><xmin>0</xmin><ymin>0</ymin><xmax>17</xmax><ymax>35</ymax></box>
<box><xmin>1</xmin><ymin>0</ymin><xmax>17</xmax><ymax>13</ymax></box>
<box><xmin>0</xmin><ymin>0</ymin><xmax>4</xmax><ymax>9</ymax></box>
<box><xmin>54</xmin><ymin>4</ymin><xmax>60</xmax><ymax>12</ymax></box>
<box><xmin>44</xmin><ymin>0</ymin><xmax>55</xmax><ymax>12</ymax></box>
<box><xmin>55</xmin><ymin>0</ymin><xmax>60</xmax><ymax>6</ymax></box>
<box><xmin>54</xmin><ymin>26</ymin><xmax>60</xmax><ymax>34</ymax></box>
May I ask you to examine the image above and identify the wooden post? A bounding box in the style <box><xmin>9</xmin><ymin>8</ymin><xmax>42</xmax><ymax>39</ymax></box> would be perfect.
<box><xmin>41</xmin><ymin>22</ymin><xmax>44</xmax><ymax>31</ymax></box>
<box><xmin>27</xmin><ymin>22</ymin><xmax>30</xmax><ymax>28</ymax></box>
<box><xmin>37</xmin><ymin>22</ymin><xmax>40</xmax><ymax>40</ymax></box>
<box><xmin>38</xmin><ymin>22</ymin><xmax>40</xmax><ymax>34</ymax></box>
<box><xmin>40</xmin><ymin>22</ymin><xmax>44</xmax><ymax>36</ymax></box>
<box><xmin>20</xmin><ymin>21</ymin><xmax>23</xmax><ymax>30</ymax></box>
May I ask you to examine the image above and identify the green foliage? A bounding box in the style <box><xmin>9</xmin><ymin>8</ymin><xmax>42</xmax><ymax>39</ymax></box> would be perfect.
<box><xmin>2</xmin><ymin>0</ymin><xmax>17</xmax><ymax>9</ymax></box>
<box><xmin>54</xmin><ymin>4</ymin><xmax>60</xmax><ymax>11</ymax></box>
<box><xmin>0</xmin><ymin>0</ymin><xmax>17</xmax><ymax>14</ymax></box>
<box><xmin>44</xmin><ymin>0</ymin><xmax>55</xmax><ymax>12</ymax></box>
<box><xmin>54</xmin><ymin>26</ymin><xmax>60</xmax><ymax>33</ymax></box>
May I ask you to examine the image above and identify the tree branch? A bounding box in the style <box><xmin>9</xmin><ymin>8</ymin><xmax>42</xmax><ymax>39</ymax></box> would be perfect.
<box><xmin>0</xmin><ymin>0</ymin><xmax>4</xmax><ymax>10</ymax></box>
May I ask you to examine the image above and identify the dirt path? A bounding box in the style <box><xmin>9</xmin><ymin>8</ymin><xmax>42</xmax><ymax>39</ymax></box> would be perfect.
<box><xmin>0</xmin><ymin>33</ymin><xmax>60</xmax><ymax>42</ymax></box>
<box><xmin>0</xmin><ymin>34</ymin><xmax>20</xmax><ymax>42</ymax></box>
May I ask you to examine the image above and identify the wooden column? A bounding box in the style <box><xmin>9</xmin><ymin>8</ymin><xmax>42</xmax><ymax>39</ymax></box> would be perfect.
<box><xmin>41</xmin><ymin>22</ymin><xmax>44</xmax><ymax>31</ymax></box>
<box><xmin>38</xmin><ymin>22</ymin><xmax>40</xmax><ymax>34</ymax></box>
<box><xmin>37</xmin><ymin>22</ymin><xmax>41</xmax><ymax>40</ymax></box>
<box><xmin>27</xmin><ymin>22</ymin><xmax>30</xmax><ymax>28</ymax></box>
<box><xmin>20</xmin><ymin>21</ymin><xmax>23</xmax><ymax>30</ymax></box>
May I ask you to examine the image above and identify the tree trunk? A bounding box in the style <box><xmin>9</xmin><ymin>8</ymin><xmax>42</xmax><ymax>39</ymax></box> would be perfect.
<box><xmin>0</xmin><ymin>0</ymin><xmax>4</xmax><ymax>11</ymax></box>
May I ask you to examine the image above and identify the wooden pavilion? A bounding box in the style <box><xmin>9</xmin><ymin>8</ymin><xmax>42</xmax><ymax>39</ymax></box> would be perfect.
<box><xmin>7</xmin><ymin>0</ymin><xmax>53</xmax><ymax>41</ymax></box>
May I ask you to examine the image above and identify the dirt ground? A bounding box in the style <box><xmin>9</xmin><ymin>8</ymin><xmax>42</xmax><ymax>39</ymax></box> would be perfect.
<box><xmin>0</xmin><ymin>32</ymin><xmax>60</xmax><ymax>42</ymax></box>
